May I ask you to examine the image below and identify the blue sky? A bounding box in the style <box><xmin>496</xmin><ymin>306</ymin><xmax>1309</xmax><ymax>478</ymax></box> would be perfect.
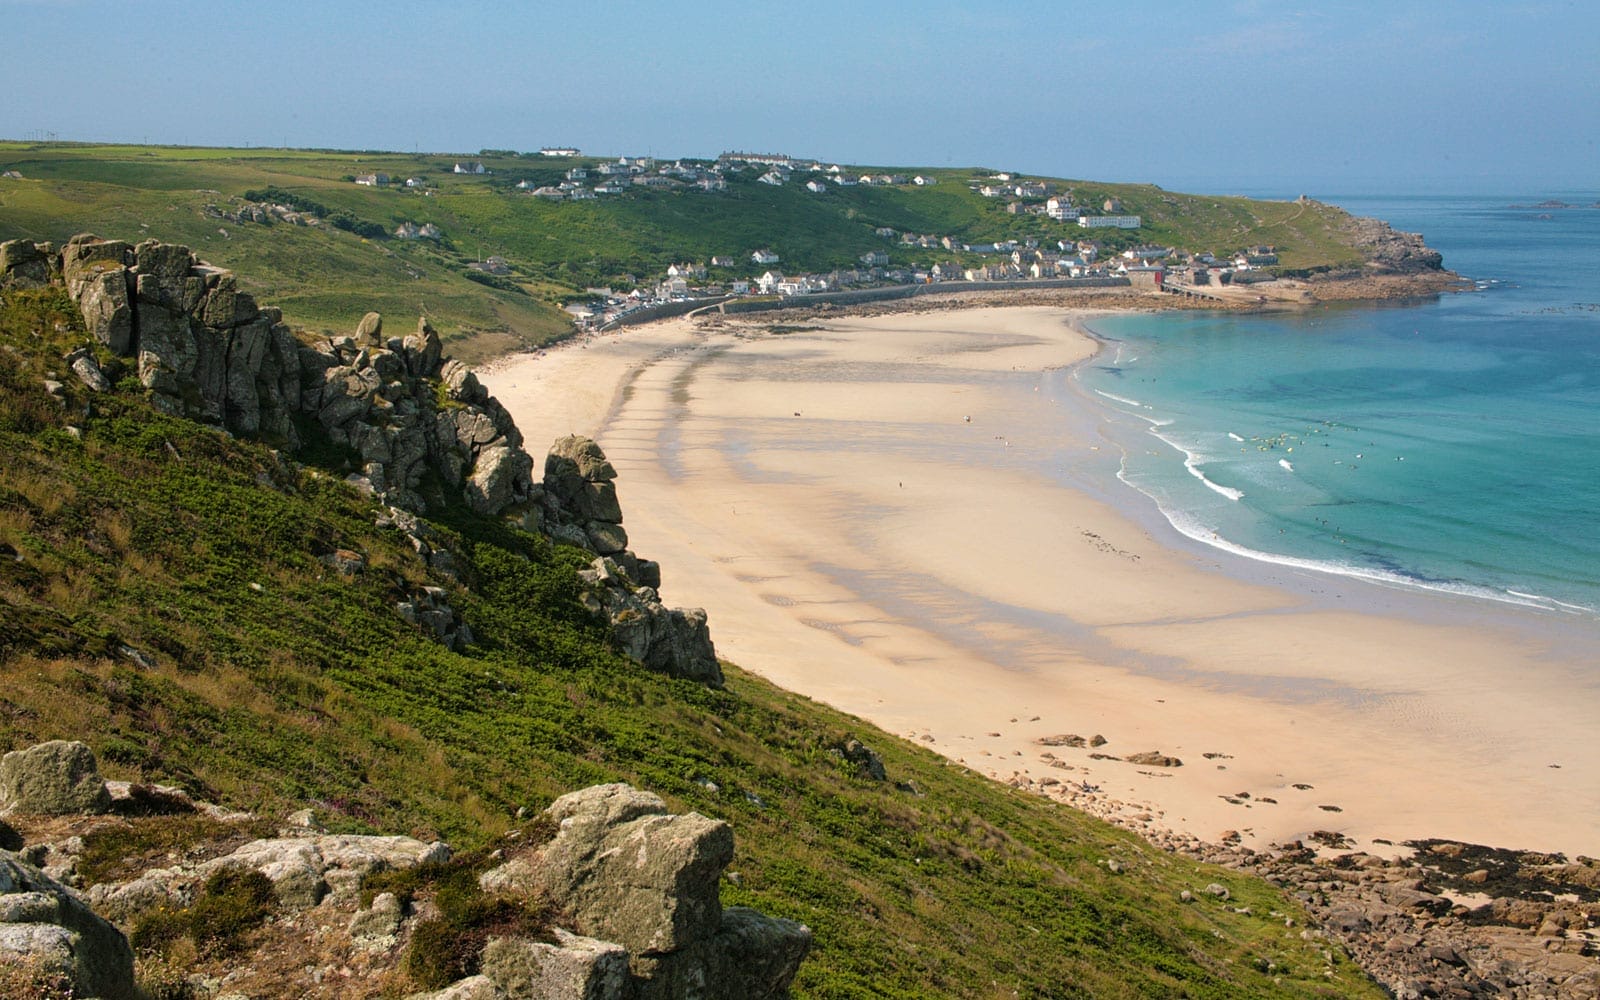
<box><xmin>4</xmin><ymin>0</ymin><xmax>1596</xmax><ymax>195</ymax></box>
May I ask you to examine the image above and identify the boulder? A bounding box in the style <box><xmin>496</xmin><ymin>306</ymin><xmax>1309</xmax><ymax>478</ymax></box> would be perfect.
<box><xmin>1125</xmin><ymin>751</ymin><xmax>1183</xmax><ymax>768</ymax></box>
<box><xmin>441</xmin><ymin>359</ymin><xmax>486</xmax><ymax>405</ymax></box>
<box><xmin>355</xmin><ymin>311</ymin><xmax>384</xmax><ymax>345</ymax></box>
<box><xmin>584</xmin><ymin>520</ymin><xmax>629</xmax><ymax>555</ymax></box>
<box><xmin>405</xmin><ymin>975</ymin><xmax>503</xmax><ymax>1000</ymax></box>
<box><xmin>131</xmin><ymin>240</ymin><xmax>198</xmax><ymax>309</ymax></box>
<box><xmin>349</xmin><ymin>891</ymin><xmax>405</xmax><ymax>942</ymax></box>
<box><xmin>630</xmin><ymin>907</ymin><xmax>812</xmax><ymax>1000</ymax></box>
<box><xmin>405</xmin><ymin>316</ymin><xmax>444</xmax><ymax>378</ymax></box>
<box><xmin>546</xmin><ymin>435</ymin><xmax>617</xmax><ymax>489</ymax></box>
<box><xmin>66</xmin><ymin>349</ymin><xmax>111</xmax><ymax>393</ymax></box>
<box><xmin>60</xmin><ymin>236</ymin><xmax>132</xmax><ymax>299</ymax></box>
<box><xmin>480</xmin><ymin>930</ymin><xmax>630</xmax><ymax>1000</ymax></box>
<box><xmin>466</xmin><ymin>444</ymin><xmax>534</xmax><ymax>516</ymax></box>
<box><xmin>0</xmin><ymin>741</ymin><xmax>111</xmax><ymax>816</ymax></box>
<box><xmin>198</xmin><ymin>834</ymin><xmax>449</xmax><ymax>911</ymax></box>
<box><xmin>0</xmin><ymin>851</ymin><xmax>136</xmax><ymax>999</ymax></box>
<box><xmin>836</xmin><ymin>739</ymin><xmax>888</xmax><ymax>781</ymax></box>
<box><xmin>490</xmin><ymin>784</ymin><xmax>732</xmax><ymax>955</ymax></box>
<box><xmin>0</xmin><ymin>239</ymin><xmax>52</xmax><ymax>288</ymax></box>
<box><xmin>75</xmin><ymin>265</ymin><xmax>134</xmax><ymax>355</ymax></box>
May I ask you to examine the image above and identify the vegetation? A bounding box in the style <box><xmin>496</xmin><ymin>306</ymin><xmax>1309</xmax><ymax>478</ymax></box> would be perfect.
<box><xmin>0</xmin><ymin>272</ymin><xmax>1387</xmax><ymax>997</ymax></box>
<box><xmin>0</xmin><ymin>141</ymin><xmax>1370</xmax><ymax>360</ymax></box>
<box><xmin>130</xmin><ymin>867</ymin><xmax>278</xmax><ymax>959</ymax></box>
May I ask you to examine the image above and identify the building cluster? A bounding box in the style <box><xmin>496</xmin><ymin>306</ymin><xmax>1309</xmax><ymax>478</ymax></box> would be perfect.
<box><xmin>345</xmin><ymin>151</ymin><xmax>1279</xmax><ymax>322</ymax></box>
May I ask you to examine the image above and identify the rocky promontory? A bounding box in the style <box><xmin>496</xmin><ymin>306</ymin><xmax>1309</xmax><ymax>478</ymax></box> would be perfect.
<box><xmin>1</xmin><ymin>234</ymin><xmax>719</xmax><ymax>686</ymax></box>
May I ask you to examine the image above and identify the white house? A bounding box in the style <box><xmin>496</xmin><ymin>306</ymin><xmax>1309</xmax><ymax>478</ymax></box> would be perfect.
<box><xmin>354</xmin><ymin>173</ymin><xmax>388</xmax><ymax>187</ymax></box>
<box><xmin>594</xmin><ymin>181</ymin><xmax>627</xmax><ymax>195</ymax></box>
<box><xmin>751</xmin><ymin>249</ymin><xmax>781</xmax><ymax>265</ymax></box>
<box><xmin>912</xmin><ymin>175</ymin><xmax>935</xmax><ymax>186</ymax></box>
<box><xmin>758</xmin><ymin>171</ymin><xmax>786</xmax><ymax>186</ymax></box>
<box><xmin>1046</xmin><ymin>197</ymin><xmax>1076</xmax><ymax>220</ymax></box>
<box><xmin>756</xmin><ymin>270</ymin><xmax>785</xmax><ymax>294</ymax></box>
<box><xmin>540</xmin><ymin>147</ymin><xmax>580</xmax><ymax>157</ymax></box>
<box><xmin>730</xmin><ymin>279</ymin><xmax>750</xmax><ymax>295</ymax></box>
<box><xmin>1077</xmin><ymin>215</ymin><xmax>1141</xmax><ymax>229</ymax></box>
<box><xmin>565</xmin><ymin>167</ymin><xmax>589</xmax><ymax>181</ymax></box>
<box><xmin>805</xmin><ymin>180</ymin><xmax>828</xmax><ymax>193</ymax></box>
<box><xmin>859</xmin><ymin>250</ymin><xmax>889</xmax><ymax>266</ymax></box>
<box><xmin>453</xmin><ymin>162</ymin><xmax>486</xmax><ymax>175</ymax></box>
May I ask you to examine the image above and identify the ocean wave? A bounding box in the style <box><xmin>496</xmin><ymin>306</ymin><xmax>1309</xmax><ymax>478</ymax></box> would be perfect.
<box><xmin>1279</xmin><ymin>459</ymin><xmax>1294</xmax><ymax>473</ymax></box>
<box><xmin>1228</xmin><ymin>432</ymin><xmax>1244</xmax><ymax>442</ymax></box>
<box><xmin>1094</xmin><ymin>389</ymin><xmax>1144</xmax><ymax>408</ymax></box>
<box><xmin>1143</xmin><ymin>502</ymin><xmax>1597</xmax><ymax>617</ymax></box>
<box><xmin>1151</xmin><ymin>430</ymin><xmax>1244</xmax><ymax>501</ymax></box>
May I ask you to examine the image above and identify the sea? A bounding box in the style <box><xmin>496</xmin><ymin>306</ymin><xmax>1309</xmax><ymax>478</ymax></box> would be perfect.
<box><xmin>1070</xmin><ymin>193</ymin><xmax>1600</xmax><ymax>617</ymax></box>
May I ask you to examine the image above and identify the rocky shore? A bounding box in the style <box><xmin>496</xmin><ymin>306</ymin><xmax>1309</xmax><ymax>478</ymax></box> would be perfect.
<box><xmin>1008</xmin><ymin>771</ymin><xmax>1599</xmax><ymax>998</ymax></box>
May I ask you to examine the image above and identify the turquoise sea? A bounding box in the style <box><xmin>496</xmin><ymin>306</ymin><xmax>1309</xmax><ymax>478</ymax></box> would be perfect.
<box><xmin>1072</xmin><ymin>194</ymin><xmax>1600</xmax><ymax>616</ymax></box>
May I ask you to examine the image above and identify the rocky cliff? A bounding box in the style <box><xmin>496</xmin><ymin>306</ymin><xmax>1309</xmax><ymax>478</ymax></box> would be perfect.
<box><xmin>1341</xmin><ymin>216</ymin><xmax>1446</xmax><ymax>274</ymax></box>
<box><xmin>1</xmin><ymin>234</ymin><xmax>719</xmax><ymax>685</ymax></box>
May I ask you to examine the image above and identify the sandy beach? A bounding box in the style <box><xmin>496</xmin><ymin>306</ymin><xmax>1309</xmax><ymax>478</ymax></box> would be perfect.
<box><xmin>480</xmin><ymin>305</ymin><xmax>1600</xmax><ymax>859</ymax></box>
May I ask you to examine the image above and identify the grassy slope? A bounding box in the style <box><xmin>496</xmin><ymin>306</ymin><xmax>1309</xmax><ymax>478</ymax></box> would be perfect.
<box><xmin>0</xmin><ymin>142</ymin><xmax>1368</xmax><ymax>356</ymax></box>
<box><xmin>0</xmin><ymin>287</ymin><xmax>1381</xmax><ymax>998</ymax></box>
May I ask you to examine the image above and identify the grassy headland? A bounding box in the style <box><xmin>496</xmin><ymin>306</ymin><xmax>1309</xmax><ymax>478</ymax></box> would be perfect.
<box><xmin>0</xmin><ymin>141</ymin><xmax>1379</xmax><ymax>359</ymax></box>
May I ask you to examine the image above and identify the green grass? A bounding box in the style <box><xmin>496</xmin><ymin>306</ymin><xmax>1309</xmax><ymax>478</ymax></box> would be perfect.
<box><xmin>2</xmin><ymin>142</ymin><xmax>1376</xmax><ymax>358</ymax></box>
<box><xmin>0</xmin><ymin>283</ymin><xmax>1384</xmax><ymax>998</ymax></box>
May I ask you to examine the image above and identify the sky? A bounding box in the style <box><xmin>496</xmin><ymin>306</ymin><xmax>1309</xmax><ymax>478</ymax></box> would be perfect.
<box><xmin>4</xmin><ymin>0</ymin><xmax>1597</xmax><ymax>196</ymax></box>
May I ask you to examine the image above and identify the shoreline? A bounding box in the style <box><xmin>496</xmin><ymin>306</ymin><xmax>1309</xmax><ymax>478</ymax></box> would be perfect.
<box><xmin>479</xmin><ymin>300</ymin><xmax>1599</xmax><ymax>863</ymax></box>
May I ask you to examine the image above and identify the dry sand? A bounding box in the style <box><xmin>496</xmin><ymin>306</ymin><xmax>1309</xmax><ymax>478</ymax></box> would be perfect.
<box><xmin>481</xmin><ymin>306</ymin><xmax>1600</xmax><ymax>858</ymax></box>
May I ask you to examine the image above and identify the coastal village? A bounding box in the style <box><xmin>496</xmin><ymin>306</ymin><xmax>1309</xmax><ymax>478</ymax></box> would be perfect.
<box><xmin>351</xmin><ymin>149</ymin><xmax>1287</xmax><ymax>330</ymax></box>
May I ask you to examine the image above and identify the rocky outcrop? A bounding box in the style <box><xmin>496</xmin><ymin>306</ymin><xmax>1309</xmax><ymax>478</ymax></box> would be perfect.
<box><xmin>544</xmin><ymin>436</ymin><xmax>719</xmax><ymax>685</ymax></box>
<box><xmin>475</xmin><ymin>784</ymin><xmax>811</xmax><ymax>999</ymax></box>
<box><xmin>0</xmin><ymin>235</ymin><xmax>536</xmax><ymax>519</ymax></box>
<box><xmin>0</xmin><ymin>762</ymin><xmax>809</xmax><ymax>1000</ymax></box>
<box><xmin>829</xmin><ymin>739</ymin><xmax>888</xmax><ymax>781</ymax></box>
<box><xmin>0</xmin><ymin>740</ymin><xmax>112</xmax><ymax>817</ymax></box>
<box><xmin>0</xmin><ymin>851</ymin><xmax>136</xmax><ymax>1000</ymax></box>
<box><xmin>0</xmin><ymin>238</ymin><xmax>55</xmax><ymax>289</ymax></box>
<box><xmin>396</xmin><ymin>585</ymin><xmax>476</xmax><ymax>652</ymax></box>
<box><xmin>3</xmin><ymin>237</ymin><xmax>719</xmax><ymax>682</ymax></box>
<box><xmin>542</xmin><ymin>434</ymin><xmax>629</xmax><ymax>556</ymax></box>
<box><xmin>1343</xmin><ymin>216</ymin><xmax>1445</xmax><ymax>274</ymax></box>
<box><xmin>577</xmin><ymin>556</ymin><xmax>721</xmax><ymax>687</ymax></box>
